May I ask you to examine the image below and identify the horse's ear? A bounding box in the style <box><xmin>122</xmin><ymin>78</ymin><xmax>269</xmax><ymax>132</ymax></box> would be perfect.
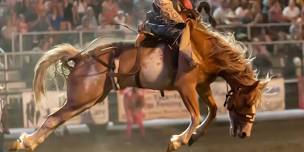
<box><xmin>242</xmin><ymin>81</ymin><xmax>259</xmax><ymax>94</ymax></box>
<box><xmin>258</xmin><ymin>80</ymin><xmax>269</xmax><ymax>90</ymax></box>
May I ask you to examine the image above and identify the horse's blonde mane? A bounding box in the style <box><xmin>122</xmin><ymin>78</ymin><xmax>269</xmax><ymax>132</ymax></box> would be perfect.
<box><xmin>196</xmin><ymin>22</ymin><xmax>264</xmax><ymax>105</ymax></box>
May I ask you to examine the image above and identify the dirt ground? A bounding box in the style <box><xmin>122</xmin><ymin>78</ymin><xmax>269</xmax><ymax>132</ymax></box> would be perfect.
<box><xmin>7</xmin><ymin>118</ymin><xmax>304</xmax><ymax>152</ymax></box>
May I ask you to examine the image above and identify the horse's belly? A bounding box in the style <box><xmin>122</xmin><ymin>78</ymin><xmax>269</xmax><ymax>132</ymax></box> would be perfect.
<box><xmin>140</xmin><ymin>47</ymin><xmax>175</xmax><ymax>89</ymax></box>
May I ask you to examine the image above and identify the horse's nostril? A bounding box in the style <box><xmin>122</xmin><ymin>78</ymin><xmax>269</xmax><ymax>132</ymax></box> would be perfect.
<box><xmin>239</xmin><ymin>132</ymin><xmax>247</xmax><ymax>139</ymax></box>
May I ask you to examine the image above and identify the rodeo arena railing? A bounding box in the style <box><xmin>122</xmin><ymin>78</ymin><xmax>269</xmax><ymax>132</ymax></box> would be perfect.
<box><xmin>0</xmin><ymin>23</ymin><xmax>304</xmax><ymax>141</ymax></box>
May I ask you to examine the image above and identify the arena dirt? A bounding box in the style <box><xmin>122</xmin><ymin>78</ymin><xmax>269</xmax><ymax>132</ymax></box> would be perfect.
<box><xmin>7</xmin><ymin>119</ymin><xmax>304</xmax><ymax>152</ymax></box>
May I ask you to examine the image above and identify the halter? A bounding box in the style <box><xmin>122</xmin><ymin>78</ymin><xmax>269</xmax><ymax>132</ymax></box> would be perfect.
<box><xmin>224</xmin><ymin>87</ymin><xmax>256</xmax><ymax>123</ymax></box>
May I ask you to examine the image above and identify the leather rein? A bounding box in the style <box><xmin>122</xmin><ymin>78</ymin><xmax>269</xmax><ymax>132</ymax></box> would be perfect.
<box><xmin>77</xmin><ymin>45</ymin><xmax>141</xmax><ymax>90</ymax></box>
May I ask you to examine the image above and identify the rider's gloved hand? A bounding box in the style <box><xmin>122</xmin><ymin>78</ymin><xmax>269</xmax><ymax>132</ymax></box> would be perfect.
<box><xmin>175</xmin><ymin>23</ymin><xmax>186</xmax><ymax>29</ymax></box>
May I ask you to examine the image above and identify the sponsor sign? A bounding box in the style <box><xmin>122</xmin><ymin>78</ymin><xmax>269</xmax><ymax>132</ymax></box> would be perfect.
<box><xmin>118</xmin><ymin>90</ymin><xmax>189</xmax><ymax>122</ymax></box>
<box><xmin>298</xmin><ymin>77</ymin><xmax>304</xmax><ymax>109</ymax></box>
<box><xmin>117</xmin><ymin>78</ymin><xmax>285</xmax><ymax>122</ymax></box>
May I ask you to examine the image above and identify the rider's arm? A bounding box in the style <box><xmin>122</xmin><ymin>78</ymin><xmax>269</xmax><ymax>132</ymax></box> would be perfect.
<box><xmin>154</xmin><ymin>0</ymin><xmax>185</xmax><ymax>23</ymax></box>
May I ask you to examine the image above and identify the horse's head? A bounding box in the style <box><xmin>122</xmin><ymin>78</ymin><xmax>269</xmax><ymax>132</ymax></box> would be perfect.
<box><xmin>225</xmin><ymin>80</ymin><xmax>268</xmax><ymax>138</ymax></box>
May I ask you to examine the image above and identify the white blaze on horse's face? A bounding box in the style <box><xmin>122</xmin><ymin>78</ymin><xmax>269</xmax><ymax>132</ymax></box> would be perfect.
<box><xmin>228</xmin><ymin>105</ymin><xmax>256</xmax><ymax>138</ymax></box>
<box><xmin>227</xmin><ymin>81</ymin><xmax>260</xmax><ymax>139</ymax></box>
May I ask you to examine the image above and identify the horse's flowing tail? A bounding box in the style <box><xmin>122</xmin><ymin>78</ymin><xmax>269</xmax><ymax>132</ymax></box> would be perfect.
<box><xmin>33</xmin><ymin>44</ymin><xmax>79</xmax><ymax>103</ymax></box>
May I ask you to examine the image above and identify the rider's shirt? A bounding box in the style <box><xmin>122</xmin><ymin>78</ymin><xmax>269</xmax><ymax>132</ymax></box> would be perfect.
<box><xmin>154</xmin><ymin>0</ymin><xmax>185</xmax><ymax>23</ymax></box>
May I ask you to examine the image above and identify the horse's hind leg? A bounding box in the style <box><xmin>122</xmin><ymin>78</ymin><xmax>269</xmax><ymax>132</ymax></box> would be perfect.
<box><xmin>188</xmin><ymin>85</ymin><xmax>217</xmax><ymax>146</ymax></box>
<box><xmin>167</xmin><ymin>83</ymin><xmax>201</xmax><ymax>152</ymax></box>
<box><xmin>10</xmin><ymin>77</ymin><xmax>112</xmax><ymax>151</ymax></box>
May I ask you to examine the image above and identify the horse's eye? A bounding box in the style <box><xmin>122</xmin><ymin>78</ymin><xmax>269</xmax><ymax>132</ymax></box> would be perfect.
<box><xmin>245</xmin><ymin>103</ymin><xmax>252</xmax><ymax>108</ymax></box>
<box><xmin>227</xmin><ymin>102</ymin><xmax>234</xmax><ymax>111</ymax></box>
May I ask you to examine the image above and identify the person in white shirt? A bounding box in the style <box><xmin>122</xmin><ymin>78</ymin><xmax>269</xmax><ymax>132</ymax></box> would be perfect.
<box><xmin>283</xmin><ymin>0</ymin><xmax>300</xmax><ymax>22</ymax></box>
<box><xmin>235</xmin><ymin>0</ymin><xmax>252</xmax><ymax>23</ymax></box>
<box><xmin>213</xmin><ymin>0</ymin><xmax>238</xmax><ymax>25</ymax></box>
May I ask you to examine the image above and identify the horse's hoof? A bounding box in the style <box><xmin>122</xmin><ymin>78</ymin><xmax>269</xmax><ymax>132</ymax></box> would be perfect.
<box><xmin>9</xmin><ymin>140</ymin><xmax>24</xmax><ymax>151</ymax></box>
<box><xmin>188</xmin><ymin>131</ymin><xmax>203</xmax><ymax>146</ymax></box>
<box><xmin>188</xmin><ymin>136</ymin><xmax>195</xmax><ymax>146</ymax></box>
<box><xmin>167</xmin><ymin>141</ymin><xmax>182</xmax><ymax>152</ymax></box>
<box><xmin>8</xmin><ymin>141</ymin><xmax>18</xmax><ymax>151</ymax></box>
<box><xmin>8</xmin><ymin>136</ymin><xmax>35</xmax><ymax>152</ymax></box>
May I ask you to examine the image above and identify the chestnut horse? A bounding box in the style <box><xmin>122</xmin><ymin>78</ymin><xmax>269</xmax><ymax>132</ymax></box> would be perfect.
<box><xmin>9</xmin><ymin>20</ymin><xmax>268</xmax><ymax>152</ymax></box>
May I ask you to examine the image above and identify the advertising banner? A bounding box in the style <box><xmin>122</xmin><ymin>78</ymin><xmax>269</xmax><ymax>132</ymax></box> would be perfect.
<box><xmin>117</xmin><ymin>90</ymin><xmax>189</xmax><ymax>122</ymax></box>
<box><xmin>298</xmin><ymin>76</ymin><xmax>304</xmax><ymax>109</ymax></box>
<box><xmin>22</xmin><ymin>91</ymin><xmax>109</xmax><ymax>128</ymax></box>
<box><xmin>117</xmin><ymin>78</ymin><xmax>285</xmax><ymax>122</ymax></box>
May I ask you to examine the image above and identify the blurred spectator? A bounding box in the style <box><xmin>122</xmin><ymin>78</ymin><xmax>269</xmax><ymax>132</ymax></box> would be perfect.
<box><xmin>119</xmin><ymin>0</ymin><xmax>134</xmax><ymax>15</ymax></box>
<box><xmin>253</xmin><ymin>48</ymin><xmax>273</xmax><ymax>79</ymax></box>
<box><xmin>213</xmin><ymin>0</ymin><xmax>239</xmax><ymax>25</ymax></box>
<box><xmin>6</xmin><ymin>0</ymin><xmax>16</xmax><ymax>8</ymax></box>
<box><xmin>290</xmin><ymin>9</ymin><xmax>304</xmax><ymax>39</ymax></box>
<box><xmin>249</xmin><ymin>1</ymin><xmax>264</xmax><ymax>24</ymax></box>
<box><xmin>81</xmin><ymin>6</ymin><xmax>97</xmax><ymax>29</ymax></box>
<box><xmin>262</xmin><ymin>0</ymin><xmax>270</xmax><ymax>21</ymax></box>
<box><xmin>1</xmin><ymin>11</ymin><xmax>18</xmax><ymax>51</ymax></box>
<box><xmin>123</xmin><ymin>87</ymin><xmax>145</xmax><ymax>139</ymax></box>
<box><xmin>114</xmin><ymin>11</ymin><xmax>127</xmax><ymax>27</ymax></box>
<box><xmin>29</xmin><ymin>12</ymin><xmax>50</xmax><ymax>31</ymax></box>
<box><xmin>62</xmin><ymin>0</ymin><xmax>74</xmax><ymax>30</ymax></box>
<box><xmin>17</xmin><ymin>14</ymin><xmax>28</xmax><ymax>33</ymax></box>
<box><xmin>101</xmin><ymin>0</ymin><xmax>119</xmax><ymax>25</ymax></box>
<box><xmin>269</xmin><ymin>0</ymin><xmax>285</xmax><ymax>23</ymax></box>
<box><xmin>73</xmin><ymin>0</ymin><xmax>87</xmax><ymax>24</ymax></box>
<box><xmin>235</xmin><ymin>0</ymin><xmax>252</xmax><ymax>24</ymax></box>
<box><xmin>48</xmin><ymin>5</ymin><xmax>63</xmax><ymax>31</ymax></box>
<box><xmin>282</xmin><ymin>0</ymin><xmax>300</xmax><ymax>22</ymax></box>
<box><xmin>35</xmin><ymin>0</ymin><xmax>45</xmax><ymax>17</ymax></box>
<box><xmin>1</xmin><ymin>10</ymin><xmax>18</xmax><ymax>40</ymax></box>
<box><xmin>20</xmin><ymin>1</ymin><xmax>37</xmax><ymax>23</ymax></box>
<box><xmin>208</xmin><ymin>0</ymin><xmax>222</xmax><ymax>9</ymax></box>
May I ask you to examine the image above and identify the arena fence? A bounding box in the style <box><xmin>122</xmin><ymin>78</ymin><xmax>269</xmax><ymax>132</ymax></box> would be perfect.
<box><xmin>8</xmin><ymin>22</ymin><xmax>302</xmax><ymax>52</ymax></box>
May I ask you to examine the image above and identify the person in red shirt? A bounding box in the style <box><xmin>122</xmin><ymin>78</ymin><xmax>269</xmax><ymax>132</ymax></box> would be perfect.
<box><xmin>123</xmin><ymin>87</ymin><xmax>145</xmax><ymax>138</ymax></box>
<box><xmin>101</xmin><ymin>0</ymin><xmax>119</xmax><ymax>24</ymax></box>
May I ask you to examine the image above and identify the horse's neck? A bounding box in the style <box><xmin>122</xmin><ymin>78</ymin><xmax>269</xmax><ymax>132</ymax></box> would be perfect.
<box><xmin>220</xmin><ymin>71</ymin><xmax>255</xmax><ymax>90</ymax></box>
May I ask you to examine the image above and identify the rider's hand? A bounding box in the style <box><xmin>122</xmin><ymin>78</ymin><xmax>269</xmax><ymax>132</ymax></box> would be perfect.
<box><xmin>175</xmin><ymin>23</ymin><xmax>186</xmax><ymax>29</ymax></box>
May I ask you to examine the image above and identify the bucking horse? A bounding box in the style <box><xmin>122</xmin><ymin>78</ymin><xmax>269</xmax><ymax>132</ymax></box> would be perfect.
<box><xmin>9</xmin><ymin>6</ymin><xmax>269</xmax><ymax>152</ymax></box>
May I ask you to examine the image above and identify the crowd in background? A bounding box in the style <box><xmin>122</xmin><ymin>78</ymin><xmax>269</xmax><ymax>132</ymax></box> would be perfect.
<box><xmin>0</xmin><ymin>0</ymin><xmax>303</xmax><ymax>78</ymax></box>
<box><xmin>0</xmin><ymin>0</ymin><xmax>150</xmax><ymax>51</ymax></box>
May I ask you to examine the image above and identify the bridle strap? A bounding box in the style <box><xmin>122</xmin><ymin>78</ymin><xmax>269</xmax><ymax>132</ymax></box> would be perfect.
<box><xmin>224</xmin><ymin>86</ymin><xmax>256</xmax><ymax>123</ymax></box>
<box><xmin>89</xmin><ymin>45</ymin><xmax>142</xmax><ymax>89</ymax></box>
<box><xmin>234</xmin><ymin>110</ymin><xmax>255</xmax><ymax>123</ymax></box>
<box><xmin>224</xmin><ymin>89</ymin><xmax>234</xmax><ymax>107</ymax></box>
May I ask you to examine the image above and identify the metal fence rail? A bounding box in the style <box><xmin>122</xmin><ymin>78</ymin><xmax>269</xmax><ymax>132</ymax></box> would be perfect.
<box><xmin>5</xmin><ymin>109</ymin><xmax>304</xmax><ymax>137</ymax></box>
<box><xmin>7</xmin><ymin>22</ymin><xmax>302</xmax><ymax>52</ymax></box>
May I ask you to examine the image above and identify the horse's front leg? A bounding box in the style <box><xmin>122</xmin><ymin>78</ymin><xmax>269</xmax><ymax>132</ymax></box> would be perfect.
<box><xmin>167</xmin><ymin>84</ymin><xmax>201</xmax><ymax>152</ymax></box>
<box><xmin>188</xmin><ymin>85</ymin><xmax>217</xmax><ymax>146</ymax></box>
